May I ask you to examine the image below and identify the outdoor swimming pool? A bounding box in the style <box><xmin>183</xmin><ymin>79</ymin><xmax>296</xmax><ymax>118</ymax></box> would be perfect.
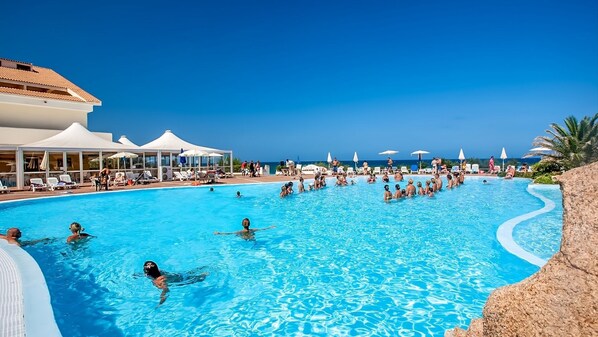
<box><xmin>1</xmin><ymin>176</ymin><xmax>562</xmax><ymax>336</ymax></box>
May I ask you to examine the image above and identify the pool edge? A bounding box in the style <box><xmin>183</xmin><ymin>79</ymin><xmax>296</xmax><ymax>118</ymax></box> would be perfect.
<box><xmin>0</xmin><ymin>241</ymin><xmax>62</xmax><ymax>337</ymax></box>
<box><xmin>496</xmin><ymin>184</ymin><xmax>560</xmax><ymax>267</ymax></box>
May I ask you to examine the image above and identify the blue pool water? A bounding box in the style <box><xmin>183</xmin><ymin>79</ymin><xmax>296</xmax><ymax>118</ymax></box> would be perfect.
<box><xmin>1</xmin><ymin>176</ymin><xmax>561</xmax><ymax>336</ymax></box>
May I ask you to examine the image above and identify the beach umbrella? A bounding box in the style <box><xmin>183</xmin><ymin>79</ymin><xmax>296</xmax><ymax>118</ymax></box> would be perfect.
<box><xmin>458</xmin><ymin>148</ymin><xmax>465</xmax><ymax>167</ymax></box>
<box><xmin>207</xmin><ymin>152</ymin><xmax>223</xmax><ymax>170</ymax></box>
<box><xmin>327</xmin><ymin>152</ymin><xmax>332</xmax><ymax>168</ymax></box>
<box><xmin>40</xmin><ymin>151</ymin><xmax>48</xmax><ymax>171</ymax></box>
<box><xmin>500</xmin><ymin>147</ymin><xmax>508</xmax><ymax>171</ymax></box>
<box><xmin>353</xmin><ymin>152</ymin><xmax>359</xmax><ymax>170</ymax></box>
<box><xmin>410</xmin><ymin>150</ymin><xmax>430</xmax><ymax>170</ymax></box>
<box><xmin>378</xmin><ymin>150</ymin><xmax>398</xmax><ymax>155</ymax></box>
<box><xmin>523</xmin><ymin>147</ymin><xmax>552</xmax><ymax>158</ymax></box>
<box><xmin>108</xmin><ymin>152</ymin><xmax>139</xmax><ymax>172</ymax></box>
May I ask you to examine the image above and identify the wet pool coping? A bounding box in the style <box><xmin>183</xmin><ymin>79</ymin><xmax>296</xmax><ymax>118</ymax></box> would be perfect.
<box><xmin>0</xmin><ymin>240</ymin><xmax>61</xmax><ymax>337</ymax></box>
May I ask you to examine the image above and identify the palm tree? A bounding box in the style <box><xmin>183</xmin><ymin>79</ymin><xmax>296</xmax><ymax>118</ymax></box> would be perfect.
<box><xmin>531</xmin><ymin>114</ymin><xmax>598</xmax><ymax>170</ymax></box>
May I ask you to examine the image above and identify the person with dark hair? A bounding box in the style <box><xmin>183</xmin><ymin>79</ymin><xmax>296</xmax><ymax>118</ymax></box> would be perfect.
<box><xmin>393</xmin><ymin>184</ymin><xmax>402</xmax><ymax>199</ymax></box>
<box><xmin>143</xmin><ymin>261</ymin><xmax>207</xmax><ymax>305</ymax></box>
<box><xmin>0</xmin><ymin>228</ymin><xmax>21</xmax><ymax>246</ymax></box>
<box><xmin>298</xmin><ymin>177</ymin><xmax>305</xmax><ymax>193</ymax></box>
<box><xmin>66</xmin><ymin>222</ymin><xmax>92</xmax><ymax>243</ymax></box>
<box><xmin>383</xmin><ymin>184</ymin><xmax>393</xmax><ymax>201</ymax></box>
<box><xmin>99</xmin><ymin>168</ymin><xmax>111</xmax><ymax>191</ymax></box>
<box><xmin>214</xmin><ymin>218</ymin><xmax>275</xmax><ymax>241</ymax></box>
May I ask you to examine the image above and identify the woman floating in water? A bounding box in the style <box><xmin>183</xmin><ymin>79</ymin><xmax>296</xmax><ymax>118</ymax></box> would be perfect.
<box><xmin>214</xmin><ymin>218</ymin><xmax>275</xmax><ymax>241</ymax></box>
<box><xmin>143</xmin><ymin>261</ymin><xmax>208</xmax><ymax>305</ymax></box>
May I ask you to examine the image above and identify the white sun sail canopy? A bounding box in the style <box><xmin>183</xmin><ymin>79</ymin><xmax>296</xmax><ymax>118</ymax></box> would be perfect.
<box><xmin>21</xmin><ymin>122</ymin><xmax>135</xmax><ymax>151</ymax></box>
<box><xmin>140</xmin><ymin>130</ymin><xmax>227</xmax><ymax>153</ymax></box>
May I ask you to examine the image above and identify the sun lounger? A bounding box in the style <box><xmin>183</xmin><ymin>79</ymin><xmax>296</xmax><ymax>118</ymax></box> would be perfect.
<box><xmin>0</xmin><ymin>180</ymin><xmax>10</xmax><ymax>193</ymax></box>
<box><xmin>47</xmin><ymin>177</ymin><xmax>68</xmax><ymax>190</ymax></box>
<box><xmin>30</xmin><ymin>178</ymin><xmax>48</xmax><ymax>192</ymax></box>
<box><xmin>465</xmin><ymin>163</ymin><xmax>472</xmax><ymax>173</ymax></box>
<box><xmin>410</xmin><ymin>165</ymin><xmax>418</xmax><ymax>174</ymax></box>
<box><xmin>424</xmin><ymin>167</ymin><xmax>433</xmax><ymax>174</ymax></box>
<box><xmin>400</xmin><ymin>166</ymin><xmax>409</xmax><ymax>174</ymax></box>
<box><xmin>471</xmin><ymin>164</ymin><xmax>479</xmax><ymax>174</ymax></box>
<box><xmin>144</xmin><ymin>171</ymin><xmax>160</xmax><ymax>182</ymax></box>
<box><xmin>174</xmin><ymin>171</ymin><xmax>188</xmax><ymax>181</ymax></box>
<box><xmin>59</xmin><ymin>174</ymin><xmax>80</xmax><ymax>188</ymax></box>
<box><xmin>373</xmin><ymin>167</ymin><xmax>381</xmax><ymax>175</ymax></box>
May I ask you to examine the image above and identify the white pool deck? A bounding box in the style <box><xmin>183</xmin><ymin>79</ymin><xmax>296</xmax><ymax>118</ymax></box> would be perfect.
<box><xmin>0</xmin><ymin>240</ymin><xmax>61</xmax><ymax>337</ymax></box>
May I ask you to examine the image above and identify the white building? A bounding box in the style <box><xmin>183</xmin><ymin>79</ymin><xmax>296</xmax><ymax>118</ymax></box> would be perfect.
<box><xmin>0</xmin><ymin>58</ymin><xmax>232</xmax><ymax>189</ymax></box>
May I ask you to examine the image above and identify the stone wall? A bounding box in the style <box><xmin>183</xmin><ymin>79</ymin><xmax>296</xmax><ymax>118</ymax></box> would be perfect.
<box><xmin>446</xmin><ymin>161</ymin><xmax>598</xmax><ymax>337</ymax></box>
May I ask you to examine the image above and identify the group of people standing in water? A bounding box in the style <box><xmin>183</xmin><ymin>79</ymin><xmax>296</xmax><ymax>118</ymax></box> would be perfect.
<box><xmin>383</xmin><ymin>171</ymin><xmax>465</xmax><ymax>201</ymax></box>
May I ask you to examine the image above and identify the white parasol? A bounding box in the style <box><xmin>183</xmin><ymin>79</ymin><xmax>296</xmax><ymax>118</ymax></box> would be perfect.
<box><xmin>353</xmin><ymin>152</ymin><xmax>359</xmax><ymax>170</ymax></box>
<box><xmin>378</xmin><ymin>150</ymin><xmax>398</xmax><ymax>155</ymax></box>
<box><xmin>40</xmin><ymin>151</ymin><xmax>49</xmax><ymax>171</ymax></box>
<box><xmin>410</xmin><ymin>150</ymin><xmax>430</xmax><ymax>170</ymax></box>
<box><xmin>108</xmin><ymin>152</ymin><xmax>139</xmax><ymax>172</ymax></box>
<box><xmin>500</xmin><ymin>147</ymin><xmax>508</xmax><ymax>171</ymax></box>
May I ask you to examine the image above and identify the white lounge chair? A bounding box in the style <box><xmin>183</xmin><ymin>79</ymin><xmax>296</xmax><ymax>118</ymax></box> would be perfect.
<box><xmin>144</xmin><ymin>171</ymin><xmax>160</xmax><ymax>182</ymax></box>
<box><xmin>465</xmin><ymin>163</ymin><xmax>472</xmax><ymax>173</ymax></box>
<box><xmin>47</xmin><ymin>177</ymin><xmax>68</xmax><ymax>190</ymax></box>
<box><xmin>400</xmin><ymin>166</ymin><xmax>409</xmax><ymax>174</ymax></box>
<box><xmin>424</xmin><ymin>167</ymin><xmax>433</xmax><ymax>174</ymax></box>
<box><xmin>59</xmin><ymin>174</ymin><xmax>80</xmax><ymax>188</ymax></box>
<box><xmin>373</xmin><ymin>167</ymin><xmax>381</xmax><ymax>175</ymax></box>
<box><xmin>0</xmin><ymin>180</ymin><xmax>9</xmax><ymax>194</ymax></box>
<box><xmin>30</xmin><ymin>178</ymin><xmax>48</xmax><ymax>192</ymax></box>
<box><xmin>174</xmin><ymin>171</ymin><xmax>188</xmax><ymax>181</ymax></box>
<box><xmin>346</xmin><ymin>167</ymin><xmax>355</xmax><ymax>176</ymax></box>
<box><xmin>471</xmin><ymin>164</ymin><xmax>479</xmax><ymax>174</ymax></box>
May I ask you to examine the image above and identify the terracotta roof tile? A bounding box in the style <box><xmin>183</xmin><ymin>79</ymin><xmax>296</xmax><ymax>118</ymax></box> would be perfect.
<box><xmin>0</xmin><ymin>61</ymin><xmax>100</xmax><ymax>104</ymax></box>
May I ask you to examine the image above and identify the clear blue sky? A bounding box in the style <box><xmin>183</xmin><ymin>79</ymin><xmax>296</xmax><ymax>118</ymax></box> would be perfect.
<box><xmin>2</xmin><ymin>0</ymin><xmax>597</xmax><ymax>161</ymax></box>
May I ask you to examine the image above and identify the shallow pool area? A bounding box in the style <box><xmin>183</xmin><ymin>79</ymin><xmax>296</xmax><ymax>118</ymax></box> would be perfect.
<box><xmin>0</xmin><ymin>176</ymin><xmax>562</xmax><ymax>336</ymax></box>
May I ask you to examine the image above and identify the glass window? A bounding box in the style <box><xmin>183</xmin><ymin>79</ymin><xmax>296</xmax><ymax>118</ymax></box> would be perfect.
<box><xmin>66</xmin><ymin>152</ymin><xmax>80</xmax><ymax>171</ymax></box>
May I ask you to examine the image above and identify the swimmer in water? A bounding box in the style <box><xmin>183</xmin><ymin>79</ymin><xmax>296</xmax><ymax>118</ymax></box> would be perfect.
<box><xmin>214</xmin><ymin>218</ymin><xmax>276</xmax><ymax>241</ymax></box>
<box><xmin>143</xmin><ymin>261</ymin><xmax>208</xmax><ymax>305</ymax></box>
<box><xmin>66</xmin><ymin>222</ymin><xmax>92</xmax><ymax>243</ymax></box>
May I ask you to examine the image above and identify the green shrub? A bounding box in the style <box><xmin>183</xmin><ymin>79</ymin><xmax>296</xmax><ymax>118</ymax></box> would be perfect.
<box><xmin>514</xmin><ymin>172</ymin><xmax>534</xmax><ymax>179</ymax></box>
<box><xmin>532</xmin><ymin>161</ymin><xmax>562</xmax><ymax>176</ymax></box>
<box><xmin>533</xmin><ymin>174</ymin><xmax>557</xmax><ymax>184</ymax></box>
<box><xmin>497</xmin><ymin>171</ymin><xmax>507</xmax><ymax>178</ymax></box>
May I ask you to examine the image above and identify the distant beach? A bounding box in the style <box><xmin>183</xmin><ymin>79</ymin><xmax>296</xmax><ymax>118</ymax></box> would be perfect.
<box><xmin>261</xmin><ymin>158</ymin><xmax>541</xmax><ymax>175</ymax></box>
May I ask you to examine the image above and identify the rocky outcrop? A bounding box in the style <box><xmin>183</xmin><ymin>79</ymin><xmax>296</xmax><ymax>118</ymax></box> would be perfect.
<box><xmin>446</xmin><ymin>161</ymin><xmax>598</xmax><ymax>337</ymax></box>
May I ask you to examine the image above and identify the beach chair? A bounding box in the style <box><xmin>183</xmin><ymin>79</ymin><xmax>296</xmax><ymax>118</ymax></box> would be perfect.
<box><xmin>59</xmin><ymin>174</ymin><xmax>80</xmax><ymax>188</ymax></box>
<box><xmin>113</xmin><ymin>172</ymin><xmax>127</xmax><ymax>186</ymax></box>
<box><xmin>0</xmin><ymin>180</ymin><xmax>10</xmax><ymax>194</ymax></box>
<box><xmin>47</xmin><ymin>177</ymin><xmax>68</xmax><ymax>190</ymax></box>
<box><xmin>471</xmin><ymin>164</ymin><xmax>479</xmax><ymax>174</ymax></box>
<box><xmin>144</xmin><ymin>171</ymin><xmax>160</xmax><ymax>182</ymax></box>
<box><xmin>373</xmin><ymin>167</ymin><xmax>381</xmax><ymax>175</ymax></box>
<box><xmin>465</xmin><ymin>163</ymin><xmax>472</xmax><ymax>173</ymax></box>
<box><xmin>174</xmin><ymin>171</ymin><xmax>188</xmax><ymax>181</ymax></box>
<box><xmin>400</xmin><ymin>166</ymin><xmax>409</xmax><ymax>174</ymax></box>
<box><xmin>410</xmin><ymin>165</ymin><xmax>418</xmax><ymax>174</ymax></box>
<box><xmin>451</xmin><ymin>166</ymin><xmax>460</xmax><ymax>173</ymax></box>
<box><xmin>495</xmin><ymin>166</ymin><xmax>501</xmax><ymax>173</ymax></box>
<box><xmin>30</xmin><ymin>178</ymin><xmax>48</xmax><ymax>192</ymax></box>
<box><xmin>347</xmin><ymin>167</ymin><xmax>355</xmax><ymax>176</ymax></box>
<box><xmin>424</xmin><ymin>167</ymin><xmax>433</xmax><ymax>174</ymax></box>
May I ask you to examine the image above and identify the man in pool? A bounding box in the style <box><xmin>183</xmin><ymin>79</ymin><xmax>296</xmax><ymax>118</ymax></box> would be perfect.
<box><xmin>0</xmin><ymin>228</ymin><xmax>22</xmax><ymax>246</ymax></box>
<box><xmin>214</xmin><ymin>218</ymin><xmax>276</xmax><ymax>241</ymax></box>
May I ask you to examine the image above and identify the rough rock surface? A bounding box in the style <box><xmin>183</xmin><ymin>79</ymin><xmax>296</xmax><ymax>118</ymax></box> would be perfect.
<box><xmin>445</xmin><ymin>161</ymin><xmax>598</xmax><ymax>337</ymax></box>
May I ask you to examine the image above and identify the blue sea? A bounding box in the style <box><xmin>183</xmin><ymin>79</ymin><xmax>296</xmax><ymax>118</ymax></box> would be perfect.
<box><xmin>261</xmin><ymin>158</ymin><xmax>540</xmax><ymax>175</ymax></box>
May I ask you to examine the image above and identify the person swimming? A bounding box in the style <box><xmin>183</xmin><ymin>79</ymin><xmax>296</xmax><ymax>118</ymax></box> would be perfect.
<box><xmin>143</xmin><ymin>261</ymin><xmax>207</xmax><ymax>305</ymax></box>
<box><xmin>214</xmin><ymin>218</ymin><xmax>276</xmax><ymax>241</ymax></box>
<box><xmin>0</xmin><ymin>228</ymin><xmax>22</xmax><ymax>246</ymax></box>
<box><xmin>67</xmin><ymin>222</ymin><xmax>92</xmax><ymax>243</ymax></box>
<box><xmin>236</xmin><ymin>191</ymin><xmax>242</xmax><ymax>198</ymax></box>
